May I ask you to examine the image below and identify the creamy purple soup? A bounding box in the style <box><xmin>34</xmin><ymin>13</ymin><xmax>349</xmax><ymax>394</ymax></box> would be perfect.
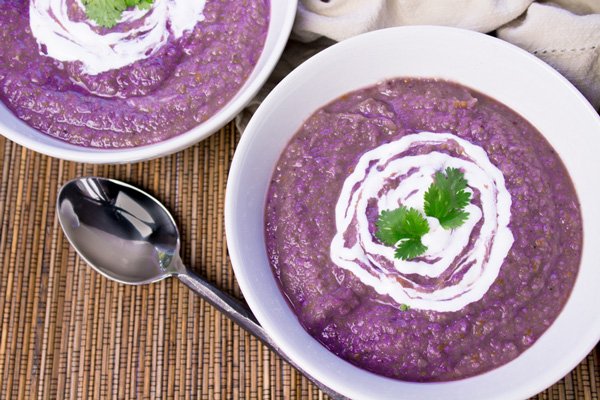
<box><xmin>265</xmin><ymin>78</ymin><xmax>582</xmax><ymax>381</ymax></box>
<box><xmin>0</xmin><ymin>0</ymin><xmax>269</xmax><ymax>148</ymax></box>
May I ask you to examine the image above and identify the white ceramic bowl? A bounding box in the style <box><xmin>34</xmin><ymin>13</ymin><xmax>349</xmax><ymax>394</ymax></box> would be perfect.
<box><xmin>0</xmin><ymin>1</ymin><xmax>297</xmax><ymax>163</ymax></box>
<box><xmin>225</xmin><ymin>26</ymin><xmax>600</xmax><ymax>400</ymax></box>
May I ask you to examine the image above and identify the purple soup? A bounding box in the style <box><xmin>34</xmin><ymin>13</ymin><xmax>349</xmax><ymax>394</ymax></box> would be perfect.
<box><xmin>0</xmin><ymin>0</ymin><xmax>269</xmax><ymax>147</ymax></box>
<box><xmin>265</xmin><ymin>78</ymin><xmax>582</xmax><ymax>381</ymax></box>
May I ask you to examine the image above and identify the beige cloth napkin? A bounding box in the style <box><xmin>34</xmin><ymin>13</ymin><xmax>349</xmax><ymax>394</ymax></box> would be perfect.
<box><xmin>236</xmin><ymin>1</ymin><xmax>600</xmax><ymax>131</ymax></box>
<box><xmin>497</xmin><ymin>1</ymin><xmax>600</xmax><ymax>107</ymax></box>
<box><xmin>294</xmin><ymin>0</ymin><xmax>533</xmax><ymax>41</ymax></box>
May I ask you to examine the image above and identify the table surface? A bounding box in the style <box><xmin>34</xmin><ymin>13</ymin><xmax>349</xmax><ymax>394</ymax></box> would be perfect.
<box><xmin>0</xmin><ymin>123</ymin><xmax>598</xmax><ymax>399</ymax></box>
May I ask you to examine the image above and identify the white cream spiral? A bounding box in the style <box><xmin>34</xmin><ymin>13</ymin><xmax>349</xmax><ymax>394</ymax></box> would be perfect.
<box><xmin>29</xmin><ymin>0</ymin><xmax>206</xmax><ymax>75</ymax></box>
<box><xmin>330</xmin><ymin>132</ymin><xmax>514</xmax><ymax>312</ymax></box>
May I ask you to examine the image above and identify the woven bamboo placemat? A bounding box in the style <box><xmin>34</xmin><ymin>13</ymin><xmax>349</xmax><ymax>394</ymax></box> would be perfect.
<box><xmin>0</xmin><ymin>122</ymin><xmax>598</xmax><ymax>399</ymax></box>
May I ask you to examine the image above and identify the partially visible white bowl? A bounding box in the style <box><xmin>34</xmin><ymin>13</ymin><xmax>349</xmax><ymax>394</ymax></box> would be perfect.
<box><xmin>225</xmin><ymin>26</ymin><xmax>600</xmax><ymax>400</ymax></box>
<box><xmin>0</xmin><ymin>1</ymin><xmax>297</xmax><ymax>163</ymax></box>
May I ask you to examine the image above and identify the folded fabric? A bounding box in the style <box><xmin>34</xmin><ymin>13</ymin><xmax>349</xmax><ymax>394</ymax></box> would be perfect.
<box><xmin>236</xmin><ymin>0</ymin><xmax>599</xmax><ymax>132</ymax></box>
<box><xmin>497</xmin><ymin>1</ymin><xmax>600</xmax><ymax>108</ymax></box>
<box><xmin>294</xmin><ymin>0</ymin><xmax>533</xmax><ymax>41</ymax></box>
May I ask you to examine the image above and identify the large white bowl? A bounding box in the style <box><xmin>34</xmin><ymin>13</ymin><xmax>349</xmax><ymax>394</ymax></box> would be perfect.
<box><xmin>225</xmin><ymin>26</ymin><xmax>600</xmax><ymax>399</ymax></box>
<box><xmin>0</xmin><ymin>1</ymin><xmax>297</xmax><ymax>163</ymax></box>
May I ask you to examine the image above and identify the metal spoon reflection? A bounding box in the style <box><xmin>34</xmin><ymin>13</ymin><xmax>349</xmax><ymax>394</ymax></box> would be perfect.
<box><xmin>57</xmin><ymin>177</ymin><xmax>344</xmax><ymax>399</ymax></box>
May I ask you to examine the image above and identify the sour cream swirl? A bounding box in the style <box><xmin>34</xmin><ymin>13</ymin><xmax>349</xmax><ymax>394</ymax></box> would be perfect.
<box><xmin>29</xmin><ymin>0</ymin><xmax>206</xmax><ymax>75</ymax></box>
<box><xmin>330</xmin><ymin>132</ymin><xmax>514</xmax><ymax>312</ymax></box>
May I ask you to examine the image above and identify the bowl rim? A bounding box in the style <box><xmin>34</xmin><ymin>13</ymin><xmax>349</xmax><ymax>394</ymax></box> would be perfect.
<box><xmin>0</xmin><ymin>0</ymin><xmax>297</xmax><ymax>163</ymax></box>
<box><xmin>225</xmin><ymin>25</ymin><xmax>600</xmax><ymax>400</ymax></box>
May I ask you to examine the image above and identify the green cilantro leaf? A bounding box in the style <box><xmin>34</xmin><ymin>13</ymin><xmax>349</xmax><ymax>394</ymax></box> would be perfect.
<box><xmin>375</xmin><ymin>206</ymin><xmax>430</xmax><ymax>260</ymax></box>
<box><xmin>82</xmin><ymin>0</ymin><xmax>154</xmax><ymax>28</ymax></box>
<box><xmin>375</xmin><ymin>206</ymin><xmax>430</xmax><ymax>245</ymax></box>
<box><xmin>136</xmin><ymin>0</ymin><xmax>153</xmax><ymax>10</ymax></box>
<box><xmin>424</xmin><ymin>167</ymin><xmax>471</xmax><ymax>229</ymax></box>
<box><xmin>399</xmin><ymin>304</ymin><xmax>410</xmax><ymax>311</ymax></box>
<box><xmin>394</xmin><ymin>238</ymin><xmax>428</xmax><ymax>261</ymax></box>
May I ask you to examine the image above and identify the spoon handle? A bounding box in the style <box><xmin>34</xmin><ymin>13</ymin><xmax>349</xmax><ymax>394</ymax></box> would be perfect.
<box><xmin>175</xmin><ymin>269</ymin><xmax>347</xmax><ymax>400</ymax></box>
<box><xmin>176</xmin><ymin>272</ymin><xmax>266</xmax><ymax>341</ymax></box>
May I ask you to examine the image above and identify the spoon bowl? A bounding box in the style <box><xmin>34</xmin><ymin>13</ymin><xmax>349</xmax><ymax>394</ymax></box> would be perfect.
<box><xmin>57</xmin><ymin>177</ymin><xmax>179</xmax><ymax>285</ymax></box>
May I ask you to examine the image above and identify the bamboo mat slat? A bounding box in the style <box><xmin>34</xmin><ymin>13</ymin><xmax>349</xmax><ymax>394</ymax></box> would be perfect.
<box><xmin>0</xmin><ymin>122</ymin><xmax>597</xmax><ymax>399</ymax></box>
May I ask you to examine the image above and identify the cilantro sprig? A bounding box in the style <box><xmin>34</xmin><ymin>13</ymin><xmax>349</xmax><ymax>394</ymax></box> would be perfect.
<box><xmin>82</xmin><ymin>0</ymin><xmax>154</xmax><ymax>28</ymax></box>
<box><xmin>424</xmin><ymin>167</ymin><xmax>472</xmax><ymax>229</ymax></box>
<box><xmin>375</xmin><ymin>206</ymin><xmax>430</xmax><ymax>261</ymax></box>
<box><xmin>375</xmin><ymin>167</ymin><xmax>471</xmax><ymax>260</ymax></box>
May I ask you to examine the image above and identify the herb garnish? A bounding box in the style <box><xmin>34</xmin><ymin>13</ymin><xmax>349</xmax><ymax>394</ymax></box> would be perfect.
<box><xmin>375</xmin><ymin>206</ymin><xmax>430</xmax><ymax>261</ymax></box>
<box><xmin>375</xmin><ymin>167</ymin><xmax>471</xmax><ymax>260</ymax></box>
<box><xmin>424</xmin><ymin>167</ymin><xmax>472</xmax><ymax>229</ymax></box>
<box><xmin>83</xmin><ymin>0</ymin><xmax>154</xmax><ymax>28</ymax></box>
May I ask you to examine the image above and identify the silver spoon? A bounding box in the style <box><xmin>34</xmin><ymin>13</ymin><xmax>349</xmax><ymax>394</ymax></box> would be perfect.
<box><xmin>56</xmin><ymin>177</ymin><xmax>344</xmax><ymax>399</ymax></box>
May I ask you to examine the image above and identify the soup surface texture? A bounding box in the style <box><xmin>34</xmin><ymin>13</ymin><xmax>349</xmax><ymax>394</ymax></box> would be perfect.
<box><xmin>0</xmin><ymin>0</ymin><xmax>269</xmax><ymax>147</ymax></box>
<box><xmin>265</xmin><ymin>78</ymin><xmax>582</xmax><ymax>381</ymax></box>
